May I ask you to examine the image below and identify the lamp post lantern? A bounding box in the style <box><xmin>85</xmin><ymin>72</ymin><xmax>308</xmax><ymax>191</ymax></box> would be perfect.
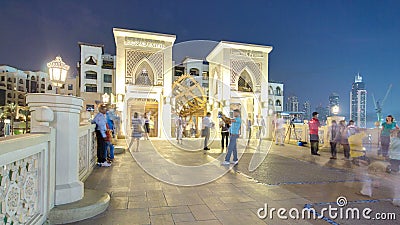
<box><xmin>102</xmin><ymin>93</ymin><xmax>110</xmax><ymax>104</ymax></box>
<box><xmin>332</xmin><ymin>105</ymin><xmax>340</xmax><ymax>115</ymax></box>
<box><xmin>47</xmin><ymin>56</ymin><xmax>69</xmax><ymax>94</ymax></box>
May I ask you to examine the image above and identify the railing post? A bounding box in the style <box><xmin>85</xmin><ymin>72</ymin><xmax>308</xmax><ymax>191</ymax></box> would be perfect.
<box><xmin>27</xmin><ymin>93</ymin><xmax>84</xmax><ymax>205</ymax></box>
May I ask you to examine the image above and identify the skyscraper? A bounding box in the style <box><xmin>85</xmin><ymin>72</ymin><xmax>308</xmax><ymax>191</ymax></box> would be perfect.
<box><xmin>329</xmin><ymin>93</ymin><xmax>340</xmax><ymax>115</ymax></box>
<box><xmin>286</xmin><ymin>95</ymin><xmax>299</xmax><ymax>112</ymax></box>
<box><xmin>303</xmin><ymin>101</ymin><xmax>311</xmax><ymax>119</ymax></box>
<box><xmin>350</xmin><ymin>73</ymin><xmax>367</xmax><ymax>128</ymax></box>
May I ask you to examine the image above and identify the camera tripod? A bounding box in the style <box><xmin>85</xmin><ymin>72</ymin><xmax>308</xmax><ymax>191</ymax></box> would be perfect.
<box><xmin>285</xmin><ymin>122</ymin><xmax>298</xmax><ymax>143</ymax></box>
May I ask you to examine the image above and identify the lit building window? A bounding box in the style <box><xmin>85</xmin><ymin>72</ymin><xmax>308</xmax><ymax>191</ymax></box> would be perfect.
<box><xmin>85</xmin><ymin>84</ymin><xmax>97</xmax><ymax>92</ymax></box>
<box><xmin>104</xmin><ymin>74</ymin><xmax>112</xmax><ymax>83</ymax></box>
<box><xmin>104</xmin><ymin>87</ymin><xmax>112</xmax><ymax>94</ymax></box>
<box><xmin>85</xmin><ymin>71</ymin><xmax>97</xmax><ymax>80</ymax></box>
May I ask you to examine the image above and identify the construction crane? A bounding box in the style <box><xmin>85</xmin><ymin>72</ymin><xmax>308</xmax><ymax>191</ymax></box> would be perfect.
<box><xmin>372</xmin><ymin>84</ymin><xmax>392</xmax><ymax>123</ymax></box>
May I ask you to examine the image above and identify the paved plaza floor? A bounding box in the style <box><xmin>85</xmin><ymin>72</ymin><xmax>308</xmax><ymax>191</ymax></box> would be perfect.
<box><xmin>71</xmin><ymin>138</ymin><xmax>400</xmax><ymax>225</ymax></box>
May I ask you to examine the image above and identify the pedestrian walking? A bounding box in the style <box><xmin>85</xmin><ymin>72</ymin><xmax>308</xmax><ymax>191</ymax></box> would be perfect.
<box><xmin>380</xmin><ymin>115</ymin><xmax>399</xmax><ymax>158</ymax></box>
<box><xmin>247</xmin><ymin>117</ymin><xmax>252</xmax><ymax>144</ymax></box>
<box><xmin>176</xmin><ymin>115</ymin><xmax>183</xmax><ymax>144</ymax></box>
<box><xmin>92</xmin><ymin>105</ymin><xmax>111</xmax><ymax>167</ymax></box>
<box><xmin>202</xmin><ymin>112</ymin><xmax>214</xmax><ymax>150</ymax></box>
<box><xmin>256</xmin><ymin>115</ymin><xmax>266</xmax><ymax>139</ymax></box>
<box><xmin>143</xmin><ymin>114</ymin><xmax>150</xmax><ymax>140</ymax></box>
<box><xmin>274</xmin><ymin>114</ymin><xmax>285</xmax><ymax>146</ymax></box>
<box><xmin>129</xmin><ymin>112</ymin><xmax>143</xmax><ymax>152</ymax></box>
<box><xmin>219</xmin><ymin>115</ymin><xmax>230</xmax><ymax>152</ymax></box>
<box><xmin>340</xmin><ymin>120</ymin><xmax>358</xmax><ymax>160</ymax></box>
<box><xmin>328</xmin><ymin>120</ymin><xmax>341</xmax><ymax>159</ymax></box>
<box><xmin>222</xmin><ymin>109</ymin><xmax>242</xmax><ymax>165</ymax></box>
<box><xmin>308</xmin><ymin>112</ymin><xmax>321</xmax><ymax>156</ymax></box>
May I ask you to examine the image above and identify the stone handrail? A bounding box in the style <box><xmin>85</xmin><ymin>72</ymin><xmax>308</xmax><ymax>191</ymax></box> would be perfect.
<box><xmin>78</xmin><ymin>124</ymin><xmax>97</xmax><ymax>181</ymax></box>
<box><xmin>0</xmin><ymin>130</ymin><xmax>56</xmax><ymax>225</ymax></box>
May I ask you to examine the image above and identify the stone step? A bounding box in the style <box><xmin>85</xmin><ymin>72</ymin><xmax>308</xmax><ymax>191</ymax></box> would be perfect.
<box><xmin>114</xmin><ymin>146</ymin><xmax>126</xmax><ymax>154</ymax></box>
<box><xmin>48</xmin><ymin>189</ymin><xmax>110</xmax><ymax>224</ymax></box>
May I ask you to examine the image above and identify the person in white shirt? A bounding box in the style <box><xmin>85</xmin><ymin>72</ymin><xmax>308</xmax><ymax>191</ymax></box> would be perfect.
<box><xmin>274</xmin><ymin>115</ymin><xmax>285</xmax><ymax>146</ymax></box>
<box><xmin>255</xmin><ymin>115</ymin><xmax>266</xmax><ymax>139</ymax></box>
<box><xmin>202</xmin><ymin>112</ymin><xmax>214</xmax><ymax>150</ymax></box>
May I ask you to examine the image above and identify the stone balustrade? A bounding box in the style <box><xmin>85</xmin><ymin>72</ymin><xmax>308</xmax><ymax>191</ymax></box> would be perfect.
<box><xmin>0</xmin><ymin>93</ymin><xmax>105</xmax><ymax>224</ymax></box>
<box><xmin>0</xmin><ymin>130</ymin><xmax>56</xmax><ymax>225</ymax></box>
<box><xmin>78</xmin><ymin>124</ymin><xmax>97</xmax><ymax>181</ymax></box>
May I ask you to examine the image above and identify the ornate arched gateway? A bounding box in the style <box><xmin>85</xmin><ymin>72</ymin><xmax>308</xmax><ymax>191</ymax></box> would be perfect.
<box><xmin>114</xmin><ymin>28</ymin><xmax>176</xmax><ymax>138</ymax></box>
<box><xmin>207</xmin><ymin>41</ymin><xmax>273</xmax><ymax>138</ymax></box>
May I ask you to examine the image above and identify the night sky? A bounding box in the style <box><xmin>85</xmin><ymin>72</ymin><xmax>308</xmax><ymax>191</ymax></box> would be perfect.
<box><xmin>1</xmin><ymin>0</ymin><xmax>399</xmax><ymax>123</ymax></box>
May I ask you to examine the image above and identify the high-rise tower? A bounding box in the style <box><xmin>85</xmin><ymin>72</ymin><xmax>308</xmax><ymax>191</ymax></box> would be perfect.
<box><xmin>350</xmin><ymin>73</ymin><xmax>367</xmax><ymax>128</ymax></box>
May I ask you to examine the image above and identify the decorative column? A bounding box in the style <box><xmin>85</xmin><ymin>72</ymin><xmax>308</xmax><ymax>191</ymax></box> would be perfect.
<box><xmin>27</xmin><ymin>93</ymin><xmax>84</xmax><ymax>205</ymax></box>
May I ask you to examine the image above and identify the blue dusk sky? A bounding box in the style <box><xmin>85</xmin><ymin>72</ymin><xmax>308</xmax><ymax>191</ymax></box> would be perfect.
<box><xmin>0</xmin><ymin>0</ymin><xmax>399</xmax><ymax>121</ymax></box>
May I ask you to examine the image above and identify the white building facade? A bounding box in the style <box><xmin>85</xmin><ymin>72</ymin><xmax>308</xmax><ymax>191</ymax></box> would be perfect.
<box><xmin>0</xmin><ymin>65</ymin><xmax>49</xmax><ymax>106</ymax></box>
<box><xmin>268</xmin><ymin>82</ymin><xmax>283</xmax><ymax>113</ymax></box>
<box><xmin>114</xmin><ymin>28</ymin><xmax>176</xmax><ymax>138</ymax></box>
<box><xmin>77</xmin><ymin>43</ymin><xmax>116</xmax><ymax>111</ymax></box>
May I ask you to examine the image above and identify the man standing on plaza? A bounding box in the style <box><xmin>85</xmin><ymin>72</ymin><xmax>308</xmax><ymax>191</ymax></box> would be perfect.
<box><xmin>274</xmin><ymin>114</ymin><xmax>285</xmax><ymax>146</ymax></box>
<box><xmin>202</xmin><ymin>112</ymin><xmax>214</xmax><ymax>150</ymax></box>
<box><xmin>222</xmin><ymin>109</ymin><xmax>242</xmax><ymax>165</ymax></box>
<box><xmin>92</xmin><ymin>105</ymin><xmax>111</xmax><ymax>167</ymax></box>
<box><xmin>308</xmin><ymin>112</ymin><xmax>321</xmax><ymax>156</ymax></box>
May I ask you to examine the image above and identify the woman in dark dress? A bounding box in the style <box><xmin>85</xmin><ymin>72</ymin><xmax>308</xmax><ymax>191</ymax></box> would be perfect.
<box><xmin>144</xmin><ymin>114</ymin><xmax>150</xmax><ymax>140</ymax></box>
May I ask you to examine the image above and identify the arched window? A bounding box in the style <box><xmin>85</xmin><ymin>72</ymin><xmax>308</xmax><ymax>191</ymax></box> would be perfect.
<box><xmin>275</xmin><ymin>100</ymin><xmax>281</xmax><ymax>106</ymax></box>
<box><xmin>85</xmin><ymin>56</ymin><xmax>97</xmax><ymax>65</ymax></box>
<box><xmin>134</xmin><ymin>60</ymin><xmax>154</xmax><ymax>86</ymax></box>
<box><xmin>268</xmin><ymin>99</ymin><xmax>273</xmax><ymax>106</ymax></box>
<box><xmin>136</xmin><ymin>68</ymin><xmax>152</xmax><ymax>85</ymax></box>
<box><xmin>276</xmin><ymin>87</ymin><xmax>282</xmax><ymax>96</ymax></box>
<box><xmin>238</xmin><ymin>70</ymin><xmax>253</xmax><ymax>92</ymax></box>
<box><xmin>269</xmin><ymin>86</ymin><xmax>274</xmax><ymax>95</ymax></box>
<box><xmin>47</xmin><ymin>84</ymin><xmax>53</xmax><ymax>91</ymax></box>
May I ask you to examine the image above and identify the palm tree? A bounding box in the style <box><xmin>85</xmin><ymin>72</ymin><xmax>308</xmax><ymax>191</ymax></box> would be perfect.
<box><xmin>19</xmin><ymin>106</ymin><xmax>30</xmax><ymax>133</ymax></box>
<box><xmin>2</xmin><ymin>103</ymin><xmax>18</xmax><ymax>135</ymax></box>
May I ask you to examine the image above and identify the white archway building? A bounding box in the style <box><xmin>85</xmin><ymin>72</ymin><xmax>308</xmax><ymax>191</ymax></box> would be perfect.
<box><xmin>114</xmin><ymin>28</ymin><xmax>176</xmax><ymax>138</ymax></box>
<box><xmin>207</xmin><ymin>41</ymin><xmax>273</xmax><ymax>138</ymax></box>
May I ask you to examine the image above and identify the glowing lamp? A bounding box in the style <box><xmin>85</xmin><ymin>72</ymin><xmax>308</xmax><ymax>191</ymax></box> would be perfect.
<box><xmin>47</xmin><ymin>56</ymin><xmax>69</xmax><ymax>89</ymax></box>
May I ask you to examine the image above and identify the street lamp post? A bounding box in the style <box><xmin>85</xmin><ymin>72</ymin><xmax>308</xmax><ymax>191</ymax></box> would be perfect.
<box><xmin>47</xmin><ymin>56</ymin><xmax>69</xmax><ymax>94</ymax></box>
